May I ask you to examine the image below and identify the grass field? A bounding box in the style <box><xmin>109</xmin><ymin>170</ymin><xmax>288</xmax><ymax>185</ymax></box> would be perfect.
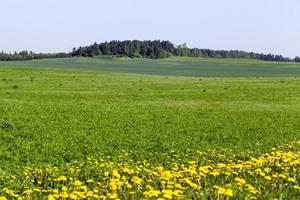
<box><xmin>2</xmin><ymin>56</ymin><xmax>300</xmax><ymax>77</ymax></box>
<box><xmin>0</xmin><ymin>58</ymin><xmax>300</xmax><ymax>199</ymax></box>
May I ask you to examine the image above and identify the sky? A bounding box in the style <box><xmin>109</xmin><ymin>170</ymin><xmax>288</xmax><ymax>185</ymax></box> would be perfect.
<box><xmin>1</xmin><ymin>0</ymin><xmax>300</xmax><ymax>58</ymax></box>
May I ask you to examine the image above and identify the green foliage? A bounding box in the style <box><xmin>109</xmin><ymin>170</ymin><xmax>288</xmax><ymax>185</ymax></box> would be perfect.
<box><xmin>72</xmin><ymin>40</ymin><xmax>175</xmax><ymax>59</ymax></box>
<box><xmin>0</xmin><ymin>51</ymin><xmax>69</xmax><ymax>61</ymax></box>
<box><xmin>71</xmin><ymin>40</ymin><xmax>296</xmax><ymax>62</ymax></box>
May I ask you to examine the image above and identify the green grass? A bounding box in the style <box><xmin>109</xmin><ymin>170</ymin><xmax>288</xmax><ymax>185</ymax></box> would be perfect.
<box><xmin>1</xmin><ymin>61</ymin><xmax>300</xmax><ymax>175</ymax></box>
<box><xmin>2</xmin><ymin>56</ymin><xmax>300</xmax><ymax>77</ymax></box>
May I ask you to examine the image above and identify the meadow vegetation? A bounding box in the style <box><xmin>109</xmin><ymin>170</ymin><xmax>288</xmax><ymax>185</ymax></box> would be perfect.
<box><xmin>0</xmin><ymin>58</ymin><xmax>300</xmax><ymax>199</ymax></box>
<box><xmin>3</xmin><ymin>57</ymin><xmax>300</xmax><ymax>77</ymax></box>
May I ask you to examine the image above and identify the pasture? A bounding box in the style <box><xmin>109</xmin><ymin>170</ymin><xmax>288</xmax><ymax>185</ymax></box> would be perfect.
<box><xmin>2</xmin><ymin>56</ymin><xmax>300</xmax><ymax>77</ymax></box>
<box><xmin>0</xmin><ymin>58</ymin><xmax>300</xmax><ymax>199</ymax></box>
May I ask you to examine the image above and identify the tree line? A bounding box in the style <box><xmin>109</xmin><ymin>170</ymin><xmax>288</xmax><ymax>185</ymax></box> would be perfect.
<box><xmin>1</xmin><ymin>40</ymin><xmax>300</xmax><ymax>62</ymax></box>
<box><xmin>71</xmin><ymin>40</ymin><xmax>300</xmax><ymax>62</ymax></box>
<box><xmin>0</xmin><ymin>51</ymin><xmax>69</xmax><ymax>61</ymax></box>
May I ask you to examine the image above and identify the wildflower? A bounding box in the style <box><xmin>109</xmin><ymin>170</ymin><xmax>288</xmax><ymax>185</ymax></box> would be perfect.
<box><xmin>87</xmin><ymin>179</ymin><xmax>94</xmax><ymax>183</ymax></box>
<box><xmin>112</xmin><ymin>170</ymin><xmax>121</xmax><ymax>179</ymax></box>
<box><xmin>131</xmin><ymin>176</ymin><xmax>143</xmax><ymax>185</ymax></box>
<box><xmin>61</xmin><ymin>186</ymin><xmax>68</xmax><ymax>192</ymax></box>
<box><xmin>224</xmin><ymin>189</ymin><xmax>233</xmax><ymax>197</ymax></box>
<box><xmin>218</xmin><ymin>187</ymin><xmax>226</xmax><ymax>195</ymax></box>
<box><xmin>235</xmin><ymin>177</ymin><xmax>246</xmax><ymax>186</ymax></box>
<box><xmin>57</xmin><ymin>176</ymin><xmax>67</xmax><ymax>181</ymax></box>
<box><xmin>264</xmin><ymin>176</ymin><xmax>272</xmax><ymax>181</ymax></box>
<box><xmin>173</xmin><ymin>190</ymin><xmax>183</xmax><ymax>197</ymax></box>
<box><xmin>293</xmin><ymin>185</ymin><xmax>300</xmax><ymax>190</ymax></box>
<box><xmin>74</xmin><ymin>180</ymin><xmax>83</xmax><ymax>187</ymax></box>
<box><xmin>61</xmin><ymin>192</ymin><xmax>69</xmax><ymax>198</ymax></box>
<box><xmin>48</xmin><ymin>195</ymin><xmax>56</xmax><ymax>200</ymax></box>
<box><xmin>287</xmin><ymin>177</ymin><xmax>296</xmax><ymax>183</ymax></box>
<box><xmin>211</xmin><ymin>171</ymin><xmax>220</xmax><ymax>177</ymax></box>
<box><xmin>108</xmin><ymin>193</ymin><xmax>118</xmax><ymax>199</ymax></box>
<box><xmin>175</xmin><ymin>183</ymin><xmax>183</xmax><ymax>189</ymax></box>
<box><xmin>86</xmin><ymin>191</ymin><xmax>94</xmax><ymax>197</ymax></box>
<box><xmin>144</xmin><ymin>190</ymin><xmax>161</xmax><ymax>198</ymax></box>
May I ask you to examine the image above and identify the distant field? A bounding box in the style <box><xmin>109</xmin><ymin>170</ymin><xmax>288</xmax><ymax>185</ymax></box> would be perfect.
<box><xmin>1</xmin><ymin>56</ymin><xmax>300</xmax><ymax>76</ymax></box>
<box><xmin>0</xmin><ymin>60</ymin><xmax>300</xmax><ymax>199</ymax></box>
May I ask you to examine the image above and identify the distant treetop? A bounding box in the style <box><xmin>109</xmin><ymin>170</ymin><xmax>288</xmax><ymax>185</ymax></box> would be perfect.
<box><xmin>71</xmin><ymin>40</ymin><xmax>298</xmax><ymax>62</ymax></box>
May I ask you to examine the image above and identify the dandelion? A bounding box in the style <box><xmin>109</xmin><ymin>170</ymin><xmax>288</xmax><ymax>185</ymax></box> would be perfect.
<box><xmin>235</xmin><ymin>177</ymin><xmax>246</xmax><ymax>186</ymax></box>
<box><xmin>287</xmin><ymin>177</ymin><xmax>296</xmax><ymax>183</ymax></box>
<box><xmin>131</xmin><ymin>176</ymin><xmax>143</xmax><ymax>185</ymax></box>
<box><xmin>264</xmin><ymin>176</ymin><xmax>272</xmax><ymax>181</ymax></box>
<box><xmin>74</xmin><ymin>180</ymin><xmax>83</xmax><ymax>187</ymax></box>
<box><xmin>57</xmin><ymin>175</ymin><xmax>67</xmax><ymax>181</ymax></box>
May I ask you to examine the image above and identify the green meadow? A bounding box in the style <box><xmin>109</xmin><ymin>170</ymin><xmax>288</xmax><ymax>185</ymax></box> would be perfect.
<box><xmin>2</xmin><ymin>56</ymin><xmax>300</xmax><ymax>77</ymax></box>
<box><xmin>0</xmin><ymin>57</ymin><xmax>300</xmax><ymax>174</ymax></box>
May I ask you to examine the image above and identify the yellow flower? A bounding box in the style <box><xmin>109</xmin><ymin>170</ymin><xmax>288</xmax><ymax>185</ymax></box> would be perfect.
<box><xmin>61</xmin><ymin>192</ymin><xmax>69</xmax><ymax>198</ymax></box>
<box><xmin>264</xmin><ymin>176</ymin><xmax>272</xmax><ymax>181</ymax></box>
<box><xmin>57</xmin><ymin>176</ymin><xmax>67</xmax><ymax>181</ymax></box>
<box><xmin>74</xmin><ymin>180</ymin><xmax>83</xmax><ymax>187</ymax></box>
<box><xmin>163</xmin><ymin>193</ymin><xmax>173</xmax><ymax>199</ymax></box>
<box><xmin>218</xmin><ymin>187</ymin><xmax>234</xmax><ymax>197</ymax></box>
<box><xmin>131</xmin><ymin>176</ymin><xmax>143</xmax><ymax>185</ymax></box>
<box><xmin>225</xmin><ymin>189</ymin><xmax>233</xmax><ymax>197</ymax></box>
<box><xmin>211</xmin><ymin>171</ymin><xmax>220</xmax><ymax>177</ymax></box>
<box><xmin>112</xmin><ymin>170</ymin><xmax>121</xmax><ymax>179</ymax></box>
<box><xmin>235</xmin><ymin>177</ymin><xmax>246</xmax><ymax>186</ymax></box>
<box><xmin>293</xmin><ymin>185</ymin><xmax>300</xmax><ymax>190</ymax></box>
<box><xmin>86</xmin><ymin>191</ymin><xmax>94</xmax><ymax>197</ymax></box>
<box><xmin>108</xmin><ymin>193</ymin><xmax>118</xmax><ymax>199</ymax></box>
<box><xmin>144</xmin><ymin>190</ymin><xmax>161</xmax><ymax>197</ymax></box>
<box><xmin>173</xmin><ymin>190</ymin><xmax>183</xmax><ymax>197</ymax></box>
<box><xmin>218</xmin><ymin>187</ymin><xmax>226</xmax><ymax>195</ymax></box>
<box><xmin>48</xmin><ymin>195</ymin><xmax>56</xmax><ymax>200</ymax></box>
<box><xmin>69</xmin><ymin>193</ymin><xmax>77</xmax><ymax>199</ymax></box>
<box><xmin>62</xmin><ymin>186</ymin><xmax>68</xmax><ymax>192</ymax></box>
<box><xmin>87</xmin><ymin>179</ymin><xmax>94</xmax><ymax>183</ymax></box>
<box><xmin>287</xmin><ymin>177</ymin><xmax>296</xmax><ymax>183</ymax></box>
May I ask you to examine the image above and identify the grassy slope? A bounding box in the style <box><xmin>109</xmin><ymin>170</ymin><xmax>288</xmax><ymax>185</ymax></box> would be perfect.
<box><xmin>2</xmin><ymin>56</ymin><xmax>300</xmax><ymax>76</ymax></box>
<box><xmin>1</xmin><ymin>65</ymin><xmax>300</xmax><ymax>173</ymax></box>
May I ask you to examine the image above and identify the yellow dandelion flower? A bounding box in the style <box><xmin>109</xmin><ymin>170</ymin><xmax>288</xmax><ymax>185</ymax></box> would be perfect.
<box><xmin>224</xmin><ymin>189</ymin><xmax>233</xmax><ymax>197</ymax></box>
<box><xmin>74</xmin><ymin>180</ymin><xmax>83</xmax><ymax>187</ymax></box>
<box><xmin>287</xmin><ymin>177</ymin><xmax>296</xmax><ymax>183</ymax></box>
<box><xmin>264</xmin><ymin>176</ymin><xmax>272</xmax><ymax>181</ymax></box>
<box><xmin>293</xmin><ymin>185</ymin><xmax>300</xmax><ymax>190</ymax></box>
<box><xmin>57</xmin><ymin>176</ymin><xmax>67</xmax><ymax>181</ymax></box>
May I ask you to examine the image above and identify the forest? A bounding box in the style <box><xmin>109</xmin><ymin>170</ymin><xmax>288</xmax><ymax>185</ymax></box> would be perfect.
<box><xmin>0</xmin><ymin>51</ymin><xmax>68</xmax><ymax>61</ymax></box>
<box><xmin>1</xmin><ymin>40</ymin><xmax>300</xmax><ymax>62</ymax></box>
<box><xmin>71</xmin><ymin>40</ymin><xmax>299</xmax><ymax>62</ymax></box>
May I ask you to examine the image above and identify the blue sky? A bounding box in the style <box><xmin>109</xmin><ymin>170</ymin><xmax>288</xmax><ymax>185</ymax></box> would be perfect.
<box><xmin>1</xmin><ymin>0</ymin><xmax>299</xmax><ymax>57</ymax></box>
